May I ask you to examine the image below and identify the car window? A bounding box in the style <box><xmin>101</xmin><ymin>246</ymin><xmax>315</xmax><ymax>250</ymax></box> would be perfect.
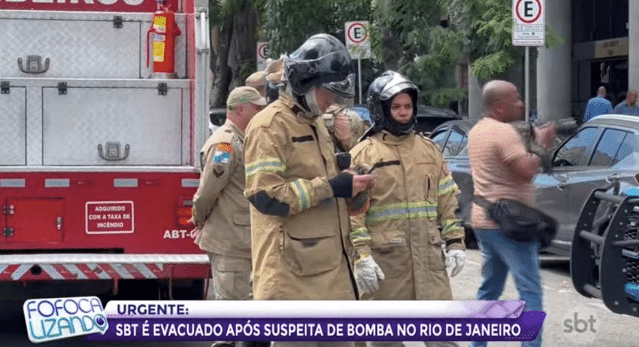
<box><xmin>444</xmin><ymin>129</ymin><xmax>468</xmax><ymax>157</ymax></box>
<box><xmin>457</xmin><ymin>145</ymin><xmax>469</xmax><ymax>157</ymax></box>
<box><xmin>613</xmin><ymin>132</ymin><xmax>639</xmax><ymax>167</ymax></box>
<box><xmin>590</xmin><ymin>128</ymin><xmax>628</xmax><ymax>167</ymax></box>
<box><xmin>430</xmin><ymin>130</ymin><xmax>448</xmax><ymax>151</ymax></box>
<box><xmin>553</xmin><ymin>127</ymin><xmax>600</xmax><ymax>167</ymax></box>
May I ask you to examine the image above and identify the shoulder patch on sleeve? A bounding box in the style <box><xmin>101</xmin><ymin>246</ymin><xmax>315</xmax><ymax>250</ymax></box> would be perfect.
<box><xmin>213</xmin><ymin>143</ymin><xmax>233</xmax><ymax>163</ymax></box>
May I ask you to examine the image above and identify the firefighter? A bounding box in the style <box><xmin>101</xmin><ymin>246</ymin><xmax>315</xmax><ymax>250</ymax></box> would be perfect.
<box><xmin>348</xmin><ymin>71</ymin><xmax>466</xmax><ymax>347</ymax></box>
<box><xmin>243</xmin><ymin>34</ymin><xmax>375</xmax><ymax>347</ymax></box>
<box><xmin>192</xmin><ymin>86</ymin><xmax>266</xmax><ymax>347</ymax></box>
<box><xmin>245</xmin><ymin>71</ymin><xmax>267</xmax><ymax>97</ymax></box>
<box><xmin>262</xmin><ymin>56</ymin><xmax>365</xmax><ymax>151</ymax></box>
<box><xmin>322</xmin><ymin>105</ymin><xmax>366</xmax><ymax>152</ymax></box>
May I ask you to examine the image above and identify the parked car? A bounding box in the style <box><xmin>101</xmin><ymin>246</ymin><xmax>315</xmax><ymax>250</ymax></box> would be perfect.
<box><xmin>429</xmin><ymin>120</ymin><xmax>475</xmax><ymax>246</ymax></box>
<box><xmin>415</xmin><ymin>105</ymin><xmax>461</xmax><ymax>135</ymax></box>
<box><xmin>430</xmin><ymin>119</ymin><xmax>474</xmax><ymax>157</ymax></box>
<box><xmin>352</xmin><ymin>105</ymin><xmax>373</xmax><ymax>127</ymax></box>
<box><xmin>431</xmin><ymin>115</ymin><xmax>639</xmax><ymax>256</ymax></box>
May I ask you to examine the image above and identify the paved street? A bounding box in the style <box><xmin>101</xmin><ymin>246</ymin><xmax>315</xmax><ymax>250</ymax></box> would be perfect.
<box><xmin>0</xmin><ymin>250</ymin><xmax>638</xmax><ymax>346</ymax></box>
<box><xmin>445</xmin><ymin>250</ymin><xmax>639</xmax><ymax>347</ymax></box>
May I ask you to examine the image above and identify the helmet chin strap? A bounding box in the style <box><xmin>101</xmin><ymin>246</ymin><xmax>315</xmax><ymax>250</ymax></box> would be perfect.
<box><xmin>383</xmin><ymin>115</ymin><xmax>415</xmax><ymax>136</ymax></box>
<box><xmin>284</xmin><ymin>83</ymin><xmax>319</xmax><ymax>120</ymax></box>
<box><xmin>304</xmin><ymin>87</ymin><xmax>324</xmax><ymax>118</ymax></box>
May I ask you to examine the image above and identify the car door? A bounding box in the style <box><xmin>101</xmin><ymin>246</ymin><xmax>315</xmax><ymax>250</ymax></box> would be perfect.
<box><xmin>535</xmin><ymin>126</ymin><xmax>603</xmax><ymax>251</ymax></box>
<box><xmin>442</xmin><ymin>127</ymin><xmax>468</xmax><ymax>158</ymax></box>
<box><xmin>441</xmin><ymin>127</ymin><xmax>473</xmax><ymax>225</ymax></box>
<box><xmin>430</xmin><ymin>125</ymin><xmax>451</xmax><ymax>154</ymax></box>
<box><xmin>563</xmin><ymin>127</ymin><xmax>639</xmax><ymax>240</ymax></box>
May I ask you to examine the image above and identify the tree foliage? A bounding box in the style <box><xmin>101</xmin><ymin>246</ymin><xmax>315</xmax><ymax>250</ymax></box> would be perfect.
<box><xmin>238</xmin><ymin>0</ymin><xmax>564</xmax><ymax>109</ymax></box>
<box><xmin>260</xmin><ymin>0</ymin><xmax>378</xmax><ymax>105</ymax></box>
<box><xmin>441</xmin><ymin>0</ymin><xmax>564</xmax><ymax>80</ymax></box>
<box><xmin>260</xmin><ymin>0</ymin><xmax>373</xmax><ymax>57</ymax></box>
<box><xmin>209</xmin><ymin>0</ymin><xmax>260</xmax><ymax>107</ymax></box>
<box><xmin>366</xmin><ymin>0</ymin><xmax>467</xmax><ymax>107</ymax></box>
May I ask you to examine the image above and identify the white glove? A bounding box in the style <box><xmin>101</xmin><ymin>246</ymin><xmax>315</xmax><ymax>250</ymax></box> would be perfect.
<box><xmin>354</xmin><ymin>254</ymin><xmax>385</xmax><ymax>295</ymax></box>
<box><xmin>445</xmin><ymin>249</ymin><xmax>465</xmax><ymax>277</ymax></box>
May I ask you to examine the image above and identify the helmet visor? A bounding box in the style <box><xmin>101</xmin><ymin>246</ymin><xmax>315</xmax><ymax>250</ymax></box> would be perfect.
<box><xmin>323</xmin><ymin>73</ymin><xmax>356</xmax><ymax>99</ymax></box>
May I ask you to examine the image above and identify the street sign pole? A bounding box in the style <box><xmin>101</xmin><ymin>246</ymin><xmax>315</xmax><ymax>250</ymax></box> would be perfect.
<box><xmin>525</xmin><ymin>46</ymin><xmax>529</xmax><ymax>122</ymax></box>
<box><xmin>345</xmin><ymin>20</ymin><xmax>371</xmax><ymax>105</ymax></box>
<box><xmin>358</xmin><ymin>58</ymin><xmax>362</xmax><ymax>105</ymax></box>
<box><xmin>512</xmin><ymin>0</ymin><xmax>544</xmax><ymax>123</ymax></box>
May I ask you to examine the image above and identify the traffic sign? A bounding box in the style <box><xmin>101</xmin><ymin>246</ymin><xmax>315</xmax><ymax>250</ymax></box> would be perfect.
<box><xmin>257</xmin><ymin>41</ymin><xmax>269</xmax><ymax>71</ymax></box>
<box><xmin>512</xmin><ymin>0</ymin><xmax>545</xmax><ymax>46</ymax></box>
<box><xmin>345</xmin><ymin>21</ymin><xmax>371</xmax><ymax>59</ymax></box>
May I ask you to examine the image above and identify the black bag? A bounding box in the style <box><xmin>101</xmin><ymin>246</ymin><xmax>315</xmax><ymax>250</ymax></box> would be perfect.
<box><xmin>474</xmin><ymin>196</ymin><xmax>557</xmax><ymax>249</ymax></box>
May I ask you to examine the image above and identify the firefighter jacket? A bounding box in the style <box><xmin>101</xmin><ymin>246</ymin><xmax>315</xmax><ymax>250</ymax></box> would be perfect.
<box><xmin>193</xmin><ymin>120</ymin><xmax>251</xmax><ymax>259</ymax></box>
<box><xmin>349</xmin><ymin>130</ymin><xmax>465</xmax><ymax>300</ymax></box>
<box><xmin>243</xmin><ymin>93</ymin><xmax>356</xmax><ymax>300</ymax></box>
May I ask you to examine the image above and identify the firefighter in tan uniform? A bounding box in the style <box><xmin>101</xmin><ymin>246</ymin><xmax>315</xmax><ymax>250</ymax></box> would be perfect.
<box><xmin>243</xmin><ymin>34</ymin><xmax>375</xmax><ymax>347</ymax></box>
<box><xmin>192</xmin><ymin>87</ymin><xmax>265</xmax><ymax>301</ymax></box>
<box><xmin>245</xmin><ymin>71</ymin><xmax>267</xmax><ymax>97</ymax></box>
<box><xmin>322</xmin><ymin>105</ymin><xmax>367</xmax><ymax>152</ymax></box>
<box><xmin>348</xmin><ymin>71</ymin><xmax>466</xmax><ymax>347</ymax></box>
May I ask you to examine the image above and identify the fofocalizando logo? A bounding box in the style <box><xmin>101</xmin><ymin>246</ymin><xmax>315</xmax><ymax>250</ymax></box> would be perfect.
<box><xmin>24</xmin><ymin>296</ymin><xmax>108</xmax><ymax>343</ymax></box>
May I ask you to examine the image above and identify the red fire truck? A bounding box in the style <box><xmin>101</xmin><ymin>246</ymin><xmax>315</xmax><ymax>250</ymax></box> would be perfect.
<box><xmin>0</xmin><ymin>0</ymin><xmax>211</xmax><ymax>300</ymax></box>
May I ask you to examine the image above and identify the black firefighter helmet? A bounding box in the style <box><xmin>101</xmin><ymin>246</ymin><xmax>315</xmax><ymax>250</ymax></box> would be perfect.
<box><xmin>365</xmin><ymin>70</ymin><xmax>419</xmax><ymax>138</ymax></box>
<box><xmin>284</xmin><ymin>34</ymin><xmax>355</xmax><ymax>114</ymax></box>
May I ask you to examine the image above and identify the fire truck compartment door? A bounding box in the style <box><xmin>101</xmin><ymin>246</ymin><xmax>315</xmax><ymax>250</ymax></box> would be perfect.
<box><xmin>0</xmin><ymin>12</ymin><xmax>187</xmax><ymax>79</ymax></box>
<box><xmin>0</xmin><ymin>87</ymin><xmax>27</xmax><ymax>165</ymax></box>
<box><xmin>3</xmin><ymin>198</ymin><xmax>64</xmax><ymax>244</ymax></box>
<box><xmin>42</xmin><ymin>86</ymin><xmax>184</xmax><ymax>166</ymax></box>
<box><xmin>1</xmin><ymin>15</ymin><xmax>139</xmax><ymax>79</ymax></box>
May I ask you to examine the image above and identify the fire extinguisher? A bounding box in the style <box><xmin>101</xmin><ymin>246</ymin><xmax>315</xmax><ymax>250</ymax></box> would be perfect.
<box><xmin>146</xmin><ymin>0</ymin><xmax>181</xmax><ymax>78</ymax></box>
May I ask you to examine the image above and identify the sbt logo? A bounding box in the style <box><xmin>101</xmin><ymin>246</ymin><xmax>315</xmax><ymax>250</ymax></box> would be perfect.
<box><xmin>24</xmin><ymin>296</ymin><xmax>108</xmax><ymax>343</ymax></box>
<box><xmin>563</xmin><ymin>312</ymin><xmax>596</xmax><ymax>333</ymax></box>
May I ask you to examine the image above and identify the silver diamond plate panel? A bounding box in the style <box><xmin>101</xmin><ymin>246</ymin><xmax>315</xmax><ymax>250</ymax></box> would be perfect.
<box><xmin>26</xmin><ymin>86</ymin><xmax>43</xmax><ymax>165</ymax></box>
<box><xmin>0</xmin><ymin>87</ymin><xmax>27</xmax><ymax>165</ymax></box>
<box><xmin>42</xmin><ymin>86</ymin><xmax>183</xmax><ymax>165</ymax></box>
<box><xmin>1</xmin><ymin>18</ymin><xmax>141</xmax><ymax>79</ymax></box>
<box><xmin>0</xmin><ymin>11</ymin><xmax>187</xmax><ymax>79</ymax></box>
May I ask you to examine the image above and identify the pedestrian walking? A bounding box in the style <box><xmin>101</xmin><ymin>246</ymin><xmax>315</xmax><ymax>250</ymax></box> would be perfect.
<box><xmin>583</xmin><ymin>86</ymin><xmax>613</xmax><ymax>122</ymax></box>
<box><xmin>467</xmin><ymin>80</ymin><xmax>556</xmax><ymax>347</ymax></box>
<box><xmin>613</xmin><ymin>89</ymin><xmax>639</xmax><ymax>116</ymax></box>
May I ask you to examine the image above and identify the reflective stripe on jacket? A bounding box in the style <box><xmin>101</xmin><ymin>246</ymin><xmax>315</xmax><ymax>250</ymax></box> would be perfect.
<box><xmin>349</xmin><ymin>130</ymin><xmax>465</xmax><ymax>300</ymax></box>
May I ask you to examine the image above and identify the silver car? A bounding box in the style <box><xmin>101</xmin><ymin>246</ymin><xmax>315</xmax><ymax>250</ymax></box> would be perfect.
<box><xmin>431</xmin><ymin>115</ymin><xmax>639</xmax><ymax>256</ymax></box>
